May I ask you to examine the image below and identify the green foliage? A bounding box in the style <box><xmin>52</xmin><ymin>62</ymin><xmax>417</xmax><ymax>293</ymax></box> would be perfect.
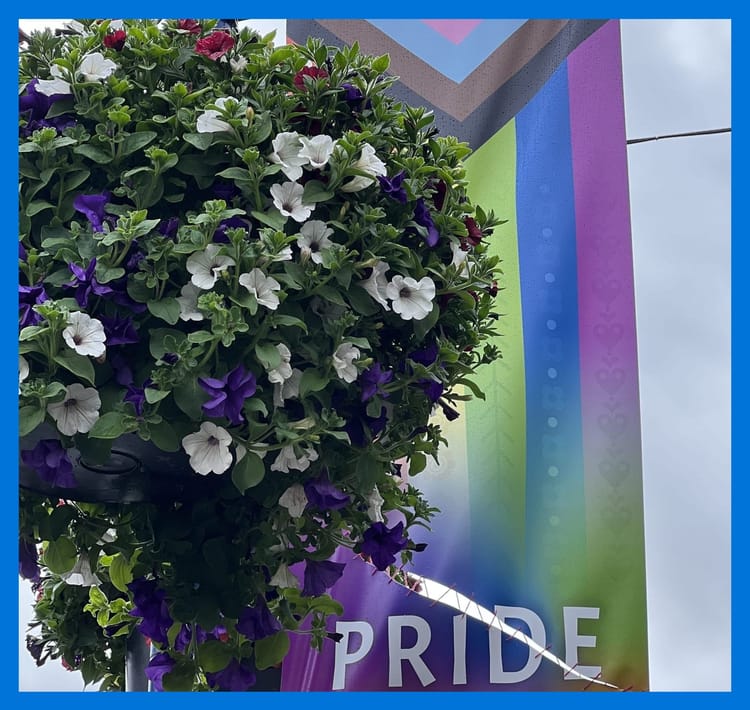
<box><xmin>18</xmin><ymin>18</ymin><xmax>506</xmax><ymax>692</ymax></box>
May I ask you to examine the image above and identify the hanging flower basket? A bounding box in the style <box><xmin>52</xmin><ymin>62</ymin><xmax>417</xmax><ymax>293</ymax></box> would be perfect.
<box><xmin>18</xmin><ymin>19</ymin><xmax>504</xmax><ymax>691</ymax></box>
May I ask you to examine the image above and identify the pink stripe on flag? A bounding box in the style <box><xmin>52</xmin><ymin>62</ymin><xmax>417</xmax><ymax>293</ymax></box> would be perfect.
<box><xmin>421</xmin><ymin>19</ymin><xmax>482</xmax><ymax>44</ymax></box>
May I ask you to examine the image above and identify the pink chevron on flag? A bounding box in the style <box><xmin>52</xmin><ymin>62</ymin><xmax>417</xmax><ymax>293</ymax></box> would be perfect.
<box><xmin>421</xmin><ymin>19</ymin><xmax>482</xmax><ymax>44</ymax></box>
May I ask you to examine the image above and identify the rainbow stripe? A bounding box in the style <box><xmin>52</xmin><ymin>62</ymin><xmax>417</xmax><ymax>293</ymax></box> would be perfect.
<box><xmin>282</xmin><ymin>21</ymin><xmax>648</xmax><ymax>692</ymax></box>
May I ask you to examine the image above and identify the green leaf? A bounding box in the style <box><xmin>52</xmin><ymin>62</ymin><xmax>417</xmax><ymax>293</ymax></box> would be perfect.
<box><xmin>409</xmin><ymin>451</ymin><xmax>427</xmax><ymax>475</ymax></box>
<box><xmin>53</xmin><ymin>350</ymin><xmax>95</xmax><ymax>385</ymax></box>
<box><xmin>231</xmin><ymin>451</ymin><xmax>265</xmax><ymax>493</ymax></box>
<box><xmin>187</xmin><ymin>330</ymin><xmax>214</xmax><ymax>344</ymax></box>
<box><xmin>120</xmin><ymin>131</ymin><xmax>157</xmax><ymax>156</ymax></box>
<box><xmin>109</xmin><ymin>553</ymin><xmax>133</xmax><ymax>593</ymax></box>
<box><xmin>198</xmin><ymin>640</ymin><xmax>234</xmax><ymax>673</ymax></box>
<box><xmin>299</xmin><ymin>369</ymin><xmax>329</xmax><ymax>398</ymax></box>
<box><xmin>355</xmin><ymin>453</ymin><xmax>383</xmax><ymax>491</ymax></box>
<box><xmin>183</xmin><ymin>133</ymin><xmax>214</xmax><ymax>150</ymax></box>
<box><xmin>412</xmin><ymin>302</ymin><xmax>440</xmax><ymax>342</ymax></box>
<box><xmin>148</xmin><ymin>420</ymin><xmax>180</xmax><ymax>452</ymax></box>
<box><xmin>19</xmin><ymin>325</ymin><xmax>47</xmax><ymax>342</ymax></box>
<box><xmin>161</xmin><ymin>662</ymin><xmax>195</xmax><ymax>692</ymax></box>
<box><xmin>64</xmin><ymin>169</ymin><xmax>92</xmax><ymax>191</ymax></box>
<box><xmin>144</xmin><ymin>387</ymin><xmax>170</xmax><ymax>404</ymax></box>
<box><xmin>43</xmin><ymin>538</ymin><xmax>77</xmax><ymax>574</ymax></box>
<box><xmin>25</xmin><ymin>200</ymin><xmax>55</xmax><ymax>217</ymax></box>
<box><xmin>173</xmin><ymin>378</ymin><xmax>204</xmax><ymax>419</ymax></box>
<box><xmin>272</xmin><ymin>314</ymin><xmax>308</xmax><ymax>333</ymax></box>
<box><xmin>251</xmin><ymin>208</ymin><xmax>287</xmax><ymax>230</ymax></box>
<box><xmin>147</xmin><ymin>297</ymin><xmax>181</xmax><ymax>325</ymax></box>
<box><xmin>316</xmin><ymin>285</ymin><xmax>348</xmax><ymax>307</ymax></box>
<box><xmin>74</xmin><ymin>144</ymin><xmax>112</xmax><ymax>164</ymax></box>
<box><xmin>148</xmin><ymin>328</ymin><xmax>186</xmax><ymax>359</ymax></box>
<box><xmin>216</xmin><ymin>167</ymin><xmax>251</xmax><ymax>181</ymax></box>
<box><xmin>255</xmin><ymin>342</ymin><xmax>281</xmax><ymax>370</ymax></box>
<box><xmin>254</xmin><ymin>631</ymin><xmax>290</xmax><ymax>670</ymax></box>
<box><xmin>88</xmin><ymin>412</ymin><xmax>129</xmax><ymax>439</ymax></box>
<box><xmin>18</xmin><ymin>405</ymin><xmax>46</xmax><ymax>437</ymax></box>
<box><xmin>302</xmin><ymin>180</ymin><xmax>334</xmax><ymax>203</ymax></box>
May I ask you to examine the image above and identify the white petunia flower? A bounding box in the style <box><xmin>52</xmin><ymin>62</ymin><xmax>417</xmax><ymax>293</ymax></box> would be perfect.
<box><xmin>267</xmin><ymin>343</ymin><xmax>293</xmax><ymax>384</ymax></box>
<box><xmin>340</xmin><ymin>143</ymin><xmax>387</xmax><ymax>192</ymax></box>
<box><xmin>299</xmin><ymin>135</ymin><xmax>336</xmax><ymax>170</ymax></box>
<box><xmin>270</xmin><ymin>443</ymin><xmax>319</xmax><ymax>473</ymax></box>
<box><xmin>386</xmin><ymin>275</ymin><xmax>436</xmax><ymax>321</ymax></box>
<box><xmin>109</xmin><ymin>20</ymin><xmax>124</xmax><ymax>31</ymax></box>
<box><xmin>238</xmin><ymin>268</ymin><xmax>282</xmax><ymax>310</ymax></box>
<box><xmin>361</xmin><ymin>260</ymin><xmax>390</xmax><ymax>310</ymax></box>
<box><xmin>187</xmin><ymin>244</ymin><xmax>235</xmax><ymax>289</ymax></box>
<box><xmin>230</xmin><ymin>56</ymin><xmax>248</xmax><ymax>73</ymax></box>
<box><xmin>177</xmin><ymin>283</ymin><xmax>205</xmax><ymax>321</ymax></box>
<box><xmin>78</xmin><ymin>52</ymin><xmax>117</xmax><ymax>82</ymax></box>
<box><xmin>297</xmin><ymin>220</ymin><xmax>334</xmax><ymax>265</ymax></box>
<box><xmin>196</xmin><ymin>109</ymin><xmax>232</xmax><ymax>134</ymax></box>
<box><xmin>61</xmin><ymin>555</ymin><xmax>101</xmax><ymax>587</ymax></box>
<box><xmin>19</xmin><ymin>355</ymin><xmax>29</xmax><ymax>393</ymax></box>
<box><xmin>269</xmin><ymin>562</ymin><xmax>300</xmax><ymax>589</ymax></box>
<box><xmin>181</xmin><ymin>422</ymin><xmax>233</xmax><ymax>476</ymax></box>
<box><xmin>450</xmin><ymin>242</ymin><xmax>470</xmax><ymax>277</ymax></box>
<box><xmin>63</xmin><ymin>311</ymin><xmax>106</xmax><ymax>358</ymax></box>
<box><xmin>35</xmin><ymin>77</ymin><xmax>72</xmax><ymax>96</ymax></box>
<box><xmin>270</xmin><ymin>181</ymin><xmax>314</xmax><ymax>223</ymax></box>
<box><xmin>49</xmin><ymin>64</ymin><xmax>66</xmax><ymax>79</ymax></box>
<box><xmin>366</xmin><ymin>485</ymin><xmax>385</xmax><ymax>523</ymax></box>
<box><xmin>278</xmin><ymin>483</ymin><xmax>308</xmax><ymax>518</ymax></box>
<box><xmin>273</xmin><ymin>367</ymin><xmax>302</xmax><ymax>407</ymax></box>
<box><xmin>332</xmin><ymin>342</ymin><xmax>360</xmax><ymax>383</ymax></box>
<box><xmin>272</xmin><ymin>245</ymin><xmax>293</xmax><ymax>262</ymax></box>
<box><xmin>269</xmin><ymin>132</ymin><xmax>308</xmax><ymax>181</ymax></box>
<box><xmin>47</xmin><ymin>383</ymin><xmax>101</xmax><ymax>437</ymax></box>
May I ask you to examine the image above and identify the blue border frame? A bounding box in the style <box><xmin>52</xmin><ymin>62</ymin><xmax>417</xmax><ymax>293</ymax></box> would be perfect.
<box><xmin>8</xmin><ymin>2</ymin><xmax>741</xmax><ymax>706</ymax></box>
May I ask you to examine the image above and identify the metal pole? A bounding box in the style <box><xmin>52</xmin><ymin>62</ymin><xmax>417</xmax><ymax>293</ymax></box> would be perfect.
<box><xmin>125</xmin><ymin>633</ymin><xmax>150</xmax><ymax>692</ymax></box>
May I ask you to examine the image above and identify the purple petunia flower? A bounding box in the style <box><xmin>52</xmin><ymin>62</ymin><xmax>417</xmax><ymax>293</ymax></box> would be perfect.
<box><xmin>161</xmin><ymin>352</ymin><xmax>179</xmax><ymax>366</ymax></box>
<box><xmin>205</xmin><ymin>658</ymin><xmax>256</xmax><ymax>691</ymax></box>
<box><xmin>127</xmin><ymin>577</ymin><xmax>173</xmax><ymax>646</ymax></box>
<box><xmin>19</xmin><ymin>283</ymin><xmax>48</xmax><ymax>327</ymax></box>
<box><xmin>19</xmin><ymin>79</ymin><xmax>75</xmax><ymax>137</ymax></box>
<box><xmin>124</xmin><ymin>379</ymin><xmax>153</xmax><ymax>417</ymax></box>
<box><xmin>21</xmin><ymin>439</ymin><xmax>76</xmax><ymax>488</ymax></box>
<box><xmin>73</xmin><ymin>192</ymin><xmax>112</xmax><ymax>233</ymax></box>
<box><xmin>360</xmin><ymin>521</ymin><xmax>408</xmax><ymax>571</ymax></box>
<box><xmin>409</xmin><ymin>340</ymin><xmax>440</xmax><ymax>367</ymax></box>
<box><xmin>158</xmin><ymin>217</ymin><xmax>180</xmax><ymax>240</ymax></box>
<box><xmin>19</xmin><ymin>537</ymin><xmax>41</xmax><ymax>583</ymax></box>
<box><xmin>110</xmin><ymin>351</ymin><xmax>134</xmax><ymax>386</ymax></box>
<box><xmin>360</xmin><ymin>362</ymin><xmax>393</xmax><ymax>402</ymax></box>
<box><xmin>199</xmin><ymin>364</ymin><xmax>257</xmax><ymax>426</ymax></box>
<box><xmin>413</xmin><ymin>198</ymin><xmax>440</xmax><ymax>247</ymax></box>
<box><xmin>213</xmin><ymin>216</ymin><xmax>249</xmax><ymax>244</ymax></box>
<box><xmin>100</xmin><ymin>314</ymin><xmax>139</xmax><ymax>346</ymax></box>
<box><xmin>378</xmin><ymin>171</ymin><xmax>407</xmax><ymax>203</ymax></box>
<box><xmin>236</xmin><ymin>596</ymin><xmax>281</xmax><ymax>641</ymax></box>
<box><xmin>302</xmin><ymin>559</ymin><xmax>346</xmax><ymax>597</ymax></box>
<box><xmin>65</xmin><ymin>258</ymin><xmax>113</xmax><ymax>308</ymax></box>
<box><xmin>304</xmin><ymin>472</ymin><xmax>350</xmax><ymax>510</ymax></box>
<box><xmin>174</xmin><ymin>623</ymin><xmax>212</xmax><ymax>653</ymax></box>
<box><xmin>144</xmin><ymin>652</ymin><xmax>175</xmax><ymax>692</ymax></box>
<box><xmin>418</xmin><ymin>378</ymin><xmax>444</xmax><ymax>404</ymax></box>
<box><xmin>212</xmin><ymin>181</ymin><xmax>240</xmax><ymax>204</ymax></box>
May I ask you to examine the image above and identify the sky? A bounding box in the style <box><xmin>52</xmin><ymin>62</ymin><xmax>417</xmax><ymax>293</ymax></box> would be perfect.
<box><xmin>17</xmin><ymin>18</ymin><xmax>731</xmax><ymax>693</ymax></box>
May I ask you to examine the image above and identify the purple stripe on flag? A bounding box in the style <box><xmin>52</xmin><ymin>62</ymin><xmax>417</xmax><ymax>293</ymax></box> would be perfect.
<box><xmin>568</xmin><ymin>21</ymin><xmax>647</xmax><ymax>579</ymax></box>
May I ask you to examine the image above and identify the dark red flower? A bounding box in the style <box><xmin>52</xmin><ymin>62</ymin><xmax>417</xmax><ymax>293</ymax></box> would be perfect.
<box><xmin>103</xmin><ymin>30</ymin><xmax>126</xmax><ymax>51</ymax></box>
<box><xmin>177</xmin><ymin>19</ymin><xmax>202</xmax><ymax>34</ymax></box>
<box><xmin>463</xmin><ymin>217</ymin><xmax>484</xmax><ymax>247</ymax></box>
<box><xmin>195</xmin><ymin>31</ymin><xmax>234</xmax><ymax>61</ymax></box>
<box><xmin>293</xmin><ymin>65</ymin><xmax>328</xmax><ymax>89</ymax></box>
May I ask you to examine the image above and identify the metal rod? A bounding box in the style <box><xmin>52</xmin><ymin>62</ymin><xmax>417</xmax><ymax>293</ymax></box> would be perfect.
<box><xmin>125</xmin><ymin>634</ymin><xmax>150</xmax><ymax>692</ymax></box>
<box><xmin>626</xmin><ymin>127</ymin><xmax>731</xmax><ymax>145</ymax></box>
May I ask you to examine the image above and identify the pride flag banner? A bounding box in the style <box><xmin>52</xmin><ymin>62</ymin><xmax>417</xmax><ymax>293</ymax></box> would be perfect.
<box><xmin>282</xmin><ymin>20</ymin><xmax>648</xmax><ymax>691</ymax></box>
